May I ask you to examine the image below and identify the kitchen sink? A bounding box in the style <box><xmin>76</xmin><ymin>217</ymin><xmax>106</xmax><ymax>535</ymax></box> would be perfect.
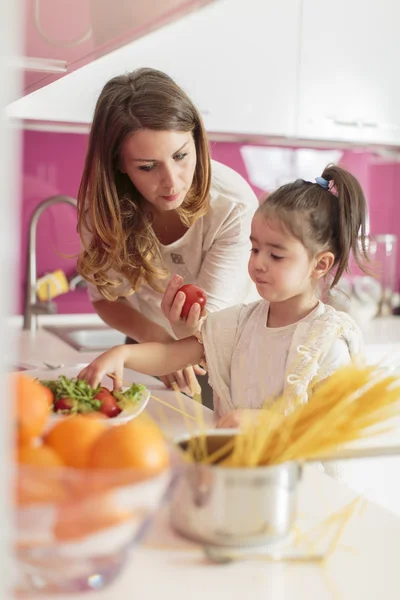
<box><xmin>45</xmin><ymin>325</ymin><xmax>126</xmax><ymax>352</ymax></box>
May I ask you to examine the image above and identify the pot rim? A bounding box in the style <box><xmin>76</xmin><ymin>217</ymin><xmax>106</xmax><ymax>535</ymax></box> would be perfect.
<box><xmin>174</xmin><ymin>429</ymin><xmax>301</xmax><ymax>475</ymax></box>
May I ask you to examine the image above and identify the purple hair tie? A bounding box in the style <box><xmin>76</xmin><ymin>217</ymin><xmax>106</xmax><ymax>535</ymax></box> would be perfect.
<box><xmin>328</xmin><ymin>179</ymin><xmax>339</xmax><ymax>197</ymax></box>
<box><xmin>315</xmin><ymin>176</ymin><xmax>338</xmax><ymax>197</ymax></box>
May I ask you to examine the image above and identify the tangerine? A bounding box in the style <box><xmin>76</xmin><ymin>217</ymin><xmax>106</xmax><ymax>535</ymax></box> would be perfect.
<box><xmin>13</xmin><ymin>374</ymin><xmax>51</xmax><ymax>443</ymax></box>
<box><xmin>16</xmin><ymin>442</ymin><xmax>66</xmax><ymax>505</ymax></box>
<box><xmin>44</xmin><ymin>415</ymin><xmax>106</xmax><ymax>469</ymax></box>
<box><xmin>87</xmin><ymin>416</ymin><xmax>169</xmax><ymax>476</ymax></box>
<box><xmin>53</xmin><ymin>494</ymin><xmax>133</xmax><ymax>541</ymax></box>
<box><xmin>41</xmin><ymin>386</ymin><xmax>54</xmax><ymax>407</ymax></box>
<box><xmin>17</xmin><ymin>443</ymin><xmax>64</xmax><ymax>467</ymax></box>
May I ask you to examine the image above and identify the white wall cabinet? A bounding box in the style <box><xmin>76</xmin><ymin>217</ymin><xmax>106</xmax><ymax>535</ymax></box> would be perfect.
<box><xmin>8</xmin><ymin>0</ymin><xmax>301</xmax><ymax>139</ymax></box>
<box><xmin>8</xmin><ymin>0</ymin><xmax>400</xmax><ymax>147</ymax></box>
<box><xmin>154</xmin><ymin>0</ymin><xmax>301</xmax><ymax>137</ymax></box>
<box><xmin>19</xmin><ymin>0</ymin><xmax>218</xmax><ymax>98</ymax></box>
<box><xmin>297</xmin><ymin>0</ymin><xmax>400</xmax><ymax>146</ymax></box>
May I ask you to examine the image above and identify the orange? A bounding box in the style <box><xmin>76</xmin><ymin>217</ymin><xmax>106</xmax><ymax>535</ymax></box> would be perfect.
<box><xmin>53</xmin><ymin>494</ymin><xmax>133</xmax><ymax>542</ymax></box>
<box><xmin>16</xmin><ymin>442</ymin><xmax>66</xmax><ymax>505</ymax></box>
<box><xmin>16</xmin><ymin>475</ymin><xmax>67</xmax><ymax>505</ymax></box>
<box><xmin>87</xmin><ymin>416</ymin><xmax>170</xmax><ymax>476</ymax></box>
<box><xmin>83</xmin><ymin>411</ymin><xmax>107</xmax><ymax>421</ymax></box>
<box><xmin>17</xmin><ymin>443</ymin><xmax>64</xmax><ymax>467</ymax></box>
<box><xmin>42</xmin><ymin>386</ymin><xmax>54</xmax><ymax>407</ymax></box>
<box><xmin>44</xmin><ymin>415</ymin><xmax>106</xmax><ymax>469</ymax></box>
<box><xmin>13</xmin><ymin>374</ymin><xmax>51</xmax><ymax>443</ymax></box>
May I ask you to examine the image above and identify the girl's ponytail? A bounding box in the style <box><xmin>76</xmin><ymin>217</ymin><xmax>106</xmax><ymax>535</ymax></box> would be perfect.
<box><xmin>320</xmin><ymin>165</ymin><xmax>369</xmax><ymax>287</ymax></box>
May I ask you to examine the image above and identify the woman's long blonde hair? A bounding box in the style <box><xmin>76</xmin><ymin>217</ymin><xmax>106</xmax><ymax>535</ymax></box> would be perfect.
<box><xmin>77</xmin><ymin>68</ymin><xmax>211</xmax><ymax>300</ymax></box>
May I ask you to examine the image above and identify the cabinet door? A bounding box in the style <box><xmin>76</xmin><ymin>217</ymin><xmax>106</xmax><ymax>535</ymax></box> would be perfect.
<box><xmin>298</xmin><ymin>0</ymin><xmax>400</xmax><ymax>145</ymax></box>
<box><xmin>21</xmin><ymin>0</ymin><xmax>219</xmax><ymax>98</ymax></box>
<box><xmin>9</xmin><ymin>0</ymin><xmax>301</xmax><ymax>137</ymax></box>
<box><xmin>152</xmin><ymin>0</ymin><xmax>301</xmax><ymax>137</ymax></box>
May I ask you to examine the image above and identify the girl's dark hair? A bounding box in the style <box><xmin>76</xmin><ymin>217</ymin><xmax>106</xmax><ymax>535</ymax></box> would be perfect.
<box><xmin>77</xmin><ymin>68</ymin><xmax>211</xmax><ymax>300</ymax></box>
<box><xmin>258</xmin><ymin>164</ymin><xmax>368</xmax><ymax>288</ymax></box>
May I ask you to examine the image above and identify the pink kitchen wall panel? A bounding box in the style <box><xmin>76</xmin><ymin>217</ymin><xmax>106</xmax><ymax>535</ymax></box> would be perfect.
<box><xmin>368</xmin><ymin>161</ymin><xmax>400</xmax><ymax>291</ymax></box>
<box><xmin>19</xmin><ymin>130</ymin><xmax>400</xmax><ymax>315</ymax></box>
<box><xmin>19</xmin><ymin>130</ymin><xmax>91</xmax><ymax>315</ymax></box>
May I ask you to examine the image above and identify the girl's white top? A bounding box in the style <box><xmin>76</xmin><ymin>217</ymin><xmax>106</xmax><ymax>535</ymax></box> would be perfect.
<box><xmin>201</xmin><ymin>299</ymin><xmax>362</xmax><ymax>417</ymax></box>
<box><xmin>86</xmin><ymin>160</ymin><xmax>259</xmax><ymax>336</ymax></box>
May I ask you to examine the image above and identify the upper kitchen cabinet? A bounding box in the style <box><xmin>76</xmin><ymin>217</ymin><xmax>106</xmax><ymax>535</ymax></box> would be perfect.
<box><xmin>19</xmin><ymin>0</ymin><xmax>218</xmax><ymax>99</ymax></box>
<box><xmin>9</xmin><ymin>0</ymin><xmax>301</xmax><ymax>139</ymax></box>
<box><xmin>298</xmin><ymin>0</ymin><xmax>400</xmax><ymax>146</ymax></box>
<box><xmin>147</xmin><ymin>0</ymin><xmax>301</xmax><ymax>137</ymax></box>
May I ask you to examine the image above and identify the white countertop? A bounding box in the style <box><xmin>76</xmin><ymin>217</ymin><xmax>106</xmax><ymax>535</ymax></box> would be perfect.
<box><xmin>12</xmin><ymin>319</ymin><xmax>400</xmax><ymax>599</ymax></box>
<box><xmin>362</xmin><ymin>315</ymin><xmax>400</xmax><ymax>346</ymax></box>
<box><xmin>11</xmin><ymin>311</ymin><xmax>400</xmax><ymax>361</ymax></box>
<box><xmin>98</xmin><ymin>469</ymin><xmax>400</xmax><ymax>600</ymax></box>
<box><xmin>18</xmin><ymin>466</ymin><xmax>400</xmax><ymax>600</ymax></box>
<box><xmin>361</xmin><ymin>315</ymin><xmax>400</xmax><ymax>367</ymax></box>
<box><xmin>14</xmin><ymin>326</ymin><xmax>216</xmax><ymax>439</ymax></box>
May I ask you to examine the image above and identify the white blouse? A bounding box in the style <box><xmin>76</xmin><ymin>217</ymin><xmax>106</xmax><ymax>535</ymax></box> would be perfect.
<box><xmin>86</xmin><ymin>160</ymin><xmax>259</xmax><ymax>336</ymax></box>
<box><xmin>201</xmin><ymin>300</ymin><xmax>363</xmax><ymax>417</ymax></box>
<box><xmin>230</xmin><ymin>303</ymin><xmax>320</xmax><ymax>409</ymax></box>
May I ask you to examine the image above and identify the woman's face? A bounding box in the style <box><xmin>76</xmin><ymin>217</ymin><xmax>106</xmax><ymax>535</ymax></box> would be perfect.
<box><xmin>120</xmin><ymin>129</ymin><xmax>197</xmax><ymax>213</ymax></box>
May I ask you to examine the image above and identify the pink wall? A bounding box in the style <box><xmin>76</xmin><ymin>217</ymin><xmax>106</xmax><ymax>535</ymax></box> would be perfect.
<box><xmin>18</xmin><ymin>131</ymin><xmax>400</xmax><ymax>315</ymax></box>
<box><xmin>19</xmin><ymin>131</ymin><xmax>90</xmax><ymax>315</ymax></box>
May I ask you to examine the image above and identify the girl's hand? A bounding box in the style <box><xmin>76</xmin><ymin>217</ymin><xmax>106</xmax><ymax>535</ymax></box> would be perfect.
<box><xmin>150</xmin><ymin>324</ymin><xmax>206</xmax><ymax>395</ymax></box>
<box><xmin>78</xmin><ymin>345</ymin><xmax>130</xmax><ymax>391</ymax></box>
<box><xmin>159</xmin><ymin>364</ymin><xmax>206</xmax><ymax>396</ymax></box>
<box><xmin>161</xmin><ymin>275</ymin><xmax>206</xmax><ymax>339</ymax></box>
<box><xmin>216</xmin><ymin>409</ymin><xmax>262</xmax><ymax>429</ymax></box>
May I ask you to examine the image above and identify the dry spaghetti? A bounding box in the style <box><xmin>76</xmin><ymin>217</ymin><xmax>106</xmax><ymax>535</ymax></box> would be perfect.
<box><xmin>181</xmin><ymin>364</ymin><xmax>400</xmax><ymax>467</ymax></box>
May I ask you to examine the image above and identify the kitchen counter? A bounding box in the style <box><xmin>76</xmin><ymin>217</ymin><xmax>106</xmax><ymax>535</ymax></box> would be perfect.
<box><xmin>362</xmin><ymin>315</ymin><xmax>400</xmax><ymax>366</ymax></box>
<box><xmin>362</xmin><ymin>314</ymin><xmax>400</xmax><ymax>346</ymax></box>
<box><xmin>13</xmin><ymin>326</ymin><xmax>216</xmax><ymax>439</ymax></box>
<box><xmin>72</xmin><ymin>469</ymin><xmax>400</xmax><ymax>600</ymax></box>
<box><xmin>11</xmin><ymin>318</ymin><xmax>400</xmax><ymax>599</ymax></box>
<box><xmin>12</xmin><ymin>311</ymin><xmax>400</xmax><ymax>363</ymax></box>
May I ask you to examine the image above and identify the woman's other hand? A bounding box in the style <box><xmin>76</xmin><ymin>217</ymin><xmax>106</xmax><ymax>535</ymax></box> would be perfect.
<box><xmin>216</xmin><ymin>409</ymin><xmax>262</xmax><ymax>429</ymax></box>
<box><xmin>158</xmin><ymin>364</ymin><xmax>206</xmax><ymax>396</ymax></box>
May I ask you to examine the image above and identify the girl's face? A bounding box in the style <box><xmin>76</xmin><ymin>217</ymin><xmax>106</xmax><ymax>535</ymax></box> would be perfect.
<box><xmin>120</xmin><ymin>129</ymin><xmax>197</xmax><ymax>213</ymax></box>
<box><xmin>248</xmin><ymin>214</ymin><xmax>317</xmax><ymax>303</ymax></box>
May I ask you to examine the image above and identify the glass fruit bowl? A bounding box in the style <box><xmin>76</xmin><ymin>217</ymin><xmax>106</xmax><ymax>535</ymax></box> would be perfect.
<box><xmin>14</xmin><ymin>462</ymin><xmax>173</xmax><ymax>594</ymax></box>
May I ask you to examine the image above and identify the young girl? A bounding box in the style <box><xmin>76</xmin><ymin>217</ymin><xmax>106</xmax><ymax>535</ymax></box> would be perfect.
<box><xmin>79</xmin><ymin>165</ymin><xmax>368</xmax><ymax>428</ymax></box>
<box><xmin>77</xmin><ymin>67</ymin><xmax>258</xmax><ymax>398</ymax></box>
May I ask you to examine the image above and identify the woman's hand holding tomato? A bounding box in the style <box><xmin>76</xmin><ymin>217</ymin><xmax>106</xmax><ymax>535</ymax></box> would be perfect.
<box><xmin>160</xmin><ymin>275</ymin><xmax>207</xmax><ymax>393</ymax></box>
<box><xmin>161</xmin><ymin>275</ymin><xmax>207</xmax><ymax>339</ymax></box>
<box><xmin>178</xmin><ymin>284</ymin><xmax>207</xmax><ymax>319</ymax></box>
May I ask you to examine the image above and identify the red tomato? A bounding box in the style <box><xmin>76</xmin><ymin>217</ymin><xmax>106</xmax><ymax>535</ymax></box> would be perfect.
<box><xmin>178</xmin><ymin>284</ymin><xmax>207</xmax><ymax>320</ymax></box>
<box><xmin>54</xmin><ymin>398</ymin><xmax>74</xmax><ymax>413</ymax></box>
<box><xmin>95</xmin><ymin>388</ymin><xmax>122</xmax><ymax>418</ymax></box>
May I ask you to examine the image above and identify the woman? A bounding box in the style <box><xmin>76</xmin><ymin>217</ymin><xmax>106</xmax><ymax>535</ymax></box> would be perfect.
<box><xmin>77</xmin><ymin>67</ymin><xmax>258</xmax><ymax>400</ymax></box>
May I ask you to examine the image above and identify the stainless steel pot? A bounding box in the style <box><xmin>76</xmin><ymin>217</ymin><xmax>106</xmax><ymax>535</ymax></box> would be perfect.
<box><xmin>170</xmin><ymin>430</ymin><xmax>400</xmax><ymax>548</ymax></box>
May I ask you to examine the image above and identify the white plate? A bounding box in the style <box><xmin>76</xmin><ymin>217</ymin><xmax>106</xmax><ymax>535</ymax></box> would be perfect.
<box><xmin>25</xmin><ymin>363</ymin><xmax>150</xmax><ymax>428</ymax></box>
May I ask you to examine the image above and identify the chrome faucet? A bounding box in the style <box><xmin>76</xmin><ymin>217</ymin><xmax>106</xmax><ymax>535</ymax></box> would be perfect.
<box><xmin>23</xmin><ymin>195</ymin><xmax>78</xmax><ymax>332</ymax></box>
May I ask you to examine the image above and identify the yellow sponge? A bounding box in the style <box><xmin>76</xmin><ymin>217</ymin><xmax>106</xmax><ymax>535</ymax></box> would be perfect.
<box><xmin>36</xmin><ymin>269</ymin><xmax>69</xmax><ymax>301</ymax></box>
